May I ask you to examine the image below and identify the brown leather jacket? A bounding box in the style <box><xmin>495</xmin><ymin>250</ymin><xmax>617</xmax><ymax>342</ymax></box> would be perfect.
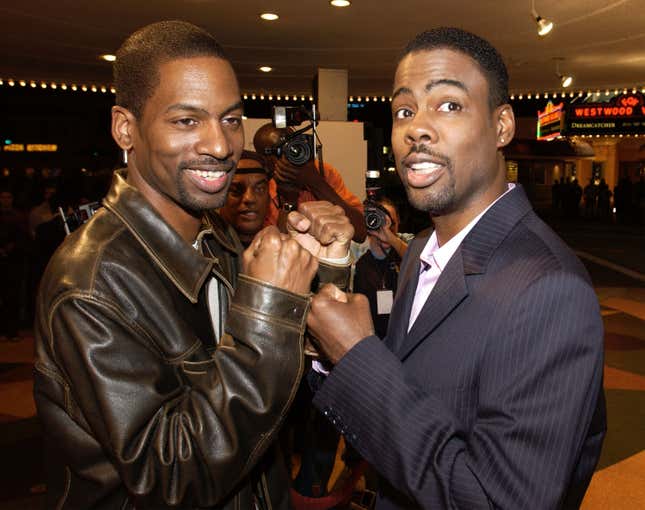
<box><xmin>33</xmin><ymin>171</ymin><xmax>347</xmax><ymax>509</ymax></box>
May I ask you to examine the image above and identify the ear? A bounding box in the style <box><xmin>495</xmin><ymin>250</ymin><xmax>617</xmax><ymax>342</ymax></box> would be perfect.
<box><xmin>111</xmin><ymin>105</ymin><xmax>136</xmax><ymax>155</ymax></box>
<box><xmin>495</xmin><ymin>104</ymin><xmax>515</xmax><ymax>149</ymax></box>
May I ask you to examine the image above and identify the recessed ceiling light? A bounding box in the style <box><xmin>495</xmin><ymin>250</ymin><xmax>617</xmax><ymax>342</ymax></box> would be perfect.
<box><xmin>330</xmin><ymin>0</ymin><xmax>351</xmax><ymax>6</ymax></box>
<box><xmin>259</xmin><ymin>66</ymin><xmax>273</xmax><ymax>73</ymax></box>
<box><xmin>100</xmin><ymin>54</ymin><xmax>116</xmax><ymax>62</ymax></box>
<box><xmin>260</xmin><ymin>13</ymin><xmax>279</xmax><ymax>21</ymax></box>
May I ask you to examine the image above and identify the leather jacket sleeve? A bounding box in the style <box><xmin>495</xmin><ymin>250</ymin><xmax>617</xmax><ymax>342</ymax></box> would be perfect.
<box><xmin>41</xmin><ymin>273</ymin><xmax>308</xmax><ymax>507</ymax></box>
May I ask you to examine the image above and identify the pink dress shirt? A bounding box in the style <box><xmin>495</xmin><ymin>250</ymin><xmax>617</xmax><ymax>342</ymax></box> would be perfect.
<box><xmin>408</xmin><ymin>184</ymin><xmax>515</xmax><ymax>331</ymax></box>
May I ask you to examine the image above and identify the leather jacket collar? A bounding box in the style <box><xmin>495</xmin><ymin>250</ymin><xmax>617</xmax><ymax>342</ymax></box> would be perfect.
<box><xmin>103</xmin><ymin>169</ymin><xmax>235</xmax><ymax>304</ymax></box>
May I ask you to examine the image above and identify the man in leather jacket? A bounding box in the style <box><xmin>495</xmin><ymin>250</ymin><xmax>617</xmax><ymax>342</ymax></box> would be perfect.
<box><xmin>33</xmin><ymin>21</ymin><xmax>353</xmax><ymax>509</ymax></box>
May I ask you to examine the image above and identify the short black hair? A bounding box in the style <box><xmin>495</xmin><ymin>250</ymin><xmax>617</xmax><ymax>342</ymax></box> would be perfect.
<box><xmin>401</xmin><ymin>27</ymin><xmax>509</xmax><ymax>110</ymax></box>
<box><xmin>114</xmin><ymin>20</ymin><xmax>227</xmax><ymax>118</ymax></box>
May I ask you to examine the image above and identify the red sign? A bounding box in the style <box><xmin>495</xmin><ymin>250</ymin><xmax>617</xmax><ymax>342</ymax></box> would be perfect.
<box><xmin>566</xmin><ymin>92</ymin><xmax>645</xmax><ymax>135</ymax></box>
<box><xmin>571</xmin><ymin>93</ymin><xmax>645</xmax><ymax>119</ymax></box>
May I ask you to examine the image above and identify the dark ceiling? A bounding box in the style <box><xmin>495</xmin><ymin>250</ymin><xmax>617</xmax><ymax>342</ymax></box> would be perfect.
<box><xmin>1</xmin><ymin>0</ymin><xmax>644</xmax><ymax>97</ymax></box>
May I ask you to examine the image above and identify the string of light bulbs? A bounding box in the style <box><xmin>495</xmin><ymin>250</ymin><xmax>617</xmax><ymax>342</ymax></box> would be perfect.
<box><xmin>2</xmin><ymin>78</ymin><xmax>643</xmax><ymax>103</ymax></box>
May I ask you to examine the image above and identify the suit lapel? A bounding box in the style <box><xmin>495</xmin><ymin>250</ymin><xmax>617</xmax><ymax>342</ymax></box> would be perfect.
<box><xmin>394</xmin><ymin>185</ymin><xmax>534</xmax><ymax>361</ymax></box>
<box><xmin>397</xmin><ymin>250</ymin><xmax>468</xmax><ymax>360</ymax></box>
<box><xmin>385</xmin><ymin>228</ymin><xmax>429</xmax><ymax>354</ymax></box>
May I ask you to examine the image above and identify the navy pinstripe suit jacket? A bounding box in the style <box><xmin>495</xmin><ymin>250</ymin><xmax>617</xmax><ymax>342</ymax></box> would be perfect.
<box><xmin>313</xmin><ymin>185</ymin><xmax>606</xmax><ymax>509</ymax></box>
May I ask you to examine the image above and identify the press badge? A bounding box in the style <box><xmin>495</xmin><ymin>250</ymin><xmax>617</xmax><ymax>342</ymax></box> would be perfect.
<box><xmin>377</xmin><ymin>289</ymin><xmax>393</xmax><ymax>315</ymax></box>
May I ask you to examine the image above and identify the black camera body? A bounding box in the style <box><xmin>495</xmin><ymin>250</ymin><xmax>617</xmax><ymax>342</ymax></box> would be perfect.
<box><xmin>364</xmin><ymin>169</ymin><xmax>388</xmax><ymax>230</ymax></box>
<box><xmin>364</xmin><ymin>201</ymin><xmax>388</xmax><ymax>230</ymax></box>
<box><xmin>263</xmin><ymin>106</ymin><xmax>318</xmax><ymax>166</ymax></box>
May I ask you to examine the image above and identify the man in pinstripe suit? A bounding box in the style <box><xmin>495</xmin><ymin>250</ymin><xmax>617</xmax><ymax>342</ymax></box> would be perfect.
<box><xmin>307</xmin><ymin>27</ymin><xmax>606</xmax><ymax>509</ymax></box>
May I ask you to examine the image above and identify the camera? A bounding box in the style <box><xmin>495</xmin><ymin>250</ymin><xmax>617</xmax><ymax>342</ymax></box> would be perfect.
<box><xmin>263</xmin><ymin>106</ymin><xmax>319</xmax><ymax>166</ymax></box>
<box><xmin>364</xmin><ymin>169</ymin><xmax>388</xmax><ymax>230</ymax></box>
<box><xmin>271</xmin><ymin>133</ymin><xmax>315</xmax><ymax>166</ymax></box>
<box><xmin>364</xmin><ymin>202</ymin><xmax>388</xmax><ymax>231</ymax></box>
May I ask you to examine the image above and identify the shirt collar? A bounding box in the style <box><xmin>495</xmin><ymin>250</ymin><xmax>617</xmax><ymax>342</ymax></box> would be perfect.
<box><xmin>419</xmin><ymin>183</ymin><xmax>515</xmax><ymax>272</ymax></box>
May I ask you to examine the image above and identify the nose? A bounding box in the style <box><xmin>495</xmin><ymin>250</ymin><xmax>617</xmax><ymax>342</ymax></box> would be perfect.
<box><xmin>241</xmin><ymin>187</ymin><xmax>257</xmax><ymax>205</ymax></box>
<box><xmin>196</xmin><ymin>120</ymin><xmax>235</xmax><ymax>160</ymax></box>
<box><xmin>405</xmin><ymin>110</ymin><xmax>437</xmax><ymax>145</ymax></box>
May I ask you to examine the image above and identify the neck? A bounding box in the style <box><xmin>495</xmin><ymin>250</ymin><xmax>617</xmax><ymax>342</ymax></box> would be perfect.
<box><xmin>127</xmin><ymin>167</ymin><xmax>202</xmax><ymax>244</ymax></box>
<box><xmin>433</xmin><ymin>175</ymin><xmax>508</xmax><ymax>246</ymax></box>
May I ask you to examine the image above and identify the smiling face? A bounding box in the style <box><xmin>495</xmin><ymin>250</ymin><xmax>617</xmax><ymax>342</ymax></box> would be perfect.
<box><xmin>115</xmin><ymin>56</ymin><xmax>244</xmax><ymax>224</ymax></box>
<box><xmin>391</xmin><ymin>48</ymin><xmax>513</xmax><ymax>229</ymax></box>
<box><xmin>219</xmin><ymin>158</ymin><xmax>270</xmax><ymax>246</ymax></box>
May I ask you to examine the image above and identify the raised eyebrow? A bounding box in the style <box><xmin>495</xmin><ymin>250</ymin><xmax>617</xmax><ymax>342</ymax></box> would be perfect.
<box><xmin>425</xmin><ymin>79</ymin><xmax>468</xmax><ymax>94</ymax></box>
<box><xmin>391</xmin><ymin>86</ymin><xmax>412</xmax><ymax>103</ymax></box>
<box><xmin>392</xmin><ymin>79</ymin><xmax>468</xmax><ymax>103</ymax></box>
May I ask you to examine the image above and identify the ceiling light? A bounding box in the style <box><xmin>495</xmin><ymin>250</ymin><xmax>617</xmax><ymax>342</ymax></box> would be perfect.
<box><xmin>100</xmin><ymin>54</ymin><xmax>116</xmax><ymax>62</ymax></box>
<box><xmin>554</xmin><ymin>58</ymin><xmax>572</xmax><ymax>88</ymax></box>
<box><xmin>260</xmin><ymin>13</ymin><xmax>279</xmax><ymax>21</ymax></box>
<box><xmin>531</xmin><ymin>0</ymin><xmax>553</xmax><ymax>36</ymax></box>
<box><xmin>259</xmin><ymin>66</ymin><xmax>273</xmax><ymax>73</ymax></box>
<box><xmin>330</xmin><ymin>0</ymin><xmax>351</xmax><ymax>6</ymax></box>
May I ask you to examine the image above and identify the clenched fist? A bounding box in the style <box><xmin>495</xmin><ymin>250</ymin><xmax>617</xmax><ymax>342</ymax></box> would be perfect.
<box><xmin>242</xmin><ymin>226</ymin><xmax>318</xmax><ymax>295</ymax></box>
<box><xmin>286</xmin><ymin>201</ymin><xmax>354</xmax><ymax>260</ymax></box>
<box><xmin>307</xmin><ymin>284</ymin><xmax>375</xmax><ymax>364</ymax></box>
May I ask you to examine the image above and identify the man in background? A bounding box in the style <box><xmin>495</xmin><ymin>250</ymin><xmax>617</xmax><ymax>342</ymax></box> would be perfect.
<box><xmin>353</xmin><ymin>197</ymin><xmax>408</xmax><ymax>338</ymax></box>
<box><xmin>219</xmin><ymin>150</ymin><xmax>271</xmax><ymax>248</ymax></box>
<box><xmin>253</xmin><ymin>123</ymin><xmax>367</xmax><ymax>242</ymax></box>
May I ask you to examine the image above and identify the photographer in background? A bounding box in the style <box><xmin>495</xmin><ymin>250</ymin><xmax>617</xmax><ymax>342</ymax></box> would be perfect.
<box><xmin>353</xmin><ymin>197</ymin><xmax>408</xmax><ymax>338</ymax></box>
<box><xmin>253</xmin><ymin>122</ymin><xmax>367</xmax><ymax>242</ymax></box>
<box><xmin>219</xmin><ymin>150</ymin><xmax>271</xmax><ymax>248</ymax></box>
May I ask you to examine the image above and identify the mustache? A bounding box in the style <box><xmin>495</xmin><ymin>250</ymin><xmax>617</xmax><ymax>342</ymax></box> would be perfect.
<box><xmin>401</xmin><ymin>144</ymin><xmax>451</xmax><ymax>167</ymax></box>
<box><xmin>179</xmin><ymin>158</ymin><xmax>235</xmax><ymax>172</ymax></box>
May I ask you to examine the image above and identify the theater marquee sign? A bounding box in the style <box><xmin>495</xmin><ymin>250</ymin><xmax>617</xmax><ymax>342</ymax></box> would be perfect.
<box><xmin>565</xmin><ymin>93</ymin><xmax>645</xmax><ymax>135</ymax></box>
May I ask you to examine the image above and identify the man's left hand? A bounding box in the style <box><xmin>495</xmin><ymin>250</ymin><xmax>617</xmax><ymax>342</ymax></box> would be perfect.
<box><xmin>287</xmin><ymin>201</ymin><xmax>354</xmax><ymax>259</ymax></box>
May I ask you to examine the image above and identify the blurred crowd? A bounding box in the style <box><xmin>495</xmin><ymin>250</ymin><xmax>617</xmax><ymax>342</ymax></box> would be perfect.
<box><xmin>0</xmin><ymin>166</ymin><xmax>111</xmax><ymax>340</ymax></box>
<box><xmin>551</xmin><ymin>174</ymin><xmax>645</xmax><ymax>224</ymax></box>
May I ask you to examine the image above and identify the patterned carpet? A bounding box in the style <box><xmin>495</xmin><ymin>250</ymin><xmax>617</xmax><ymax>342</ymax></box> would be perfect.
<box><xmin>1</xmin><ymin>282</ymin><xmax>644</xmax><ymax>508</ymax></box>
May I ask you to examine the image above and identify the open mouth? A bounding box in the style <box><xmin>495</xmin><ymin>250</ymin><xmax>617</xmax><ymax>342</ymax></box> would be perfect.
<box><xmin>403</xmin><ymin>158</ymin><xmax>446</xmax><ymax>188</ymax></box>
<box><xmin>185</xmin><ymin>168</ymin><xmax>230</xmax><ymax>193</ymax></box>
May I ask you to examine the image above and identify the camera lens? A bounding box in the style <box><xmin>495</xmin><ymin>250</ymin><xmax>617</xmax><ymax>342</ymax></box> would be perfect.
<box><xmin>364</xmin><ymin>204</ymin><xmax>386</xmax><ymax>230</ymax></box>
<box><xmin>285</xmin><ymin>136</ymin><xmax>312</xmax><ymax>166</ymax></box>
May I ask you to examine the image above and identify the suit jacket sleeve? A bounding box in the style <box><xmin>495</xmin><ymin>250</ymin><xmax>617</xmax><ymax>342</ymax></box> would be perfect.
<box><xmin>313</xmin><ymin>270</ymin><xmax>604</xmax><ymax>509</ymax></box>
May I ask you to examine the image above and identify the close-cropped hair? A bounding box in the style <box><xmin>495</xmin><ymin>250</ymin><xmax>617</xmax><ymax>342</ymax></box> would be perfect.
<box><xmin>401</xmin><ymin>27</ymin><xmax>509</xmax><ymax>110</ymax></box>
<box><xmin>114</xmin><ymin>20</ymin><xmax>227</xmax><ymax>118</ymax></box>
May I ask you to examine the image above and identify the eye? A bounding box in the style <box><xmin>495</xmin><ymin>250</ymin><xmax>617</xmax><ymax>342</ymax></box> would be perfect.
<box><xmin>175</xmin><ymin>117</ymin><xmax>198</xmax><ymax>126</ymax></box>
<box><xmin>393</xmin><ymin>107</ymin><xmax>414</xmax><ymax>120</ymax></box>
<box><xmin>228</xmin><ymin>184</ymin><xmax>243</xmax><ymax>197</ymax></box>
<box><xmin>222</xmin><ymin>116</ymin><xmax>242</xmax><ymax>129</ymax></box>
<box><xmin>437</xmin><ymin>101</ymin><xmax>462</xmax><ymax>113</ymax></box>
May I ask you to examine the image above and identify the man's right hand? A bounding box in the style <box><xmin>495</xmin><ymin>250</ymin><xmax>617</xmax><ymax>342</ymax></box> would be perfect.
<box><xmin>242</xmin><ymin>225</ymin><xmax>318</xmax><ymax>295</ymax></box>
<box><xmin>307</xmin><ymin>284</ymin><xmax>375</xmax><ymax>364</ymax></box>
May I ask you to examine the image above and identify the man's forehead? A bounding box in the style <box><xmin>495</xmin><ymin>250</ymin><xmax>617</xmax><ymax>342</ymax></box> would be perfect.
<box><xmin>232</xmin><ymin>170</ymin><xmax>268</xmax><ymax>183</ymax></box>
<box><xmin>394</xmin><ymin>48</ymin><xmax>481</xmax><ymax>83</ymax></box>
